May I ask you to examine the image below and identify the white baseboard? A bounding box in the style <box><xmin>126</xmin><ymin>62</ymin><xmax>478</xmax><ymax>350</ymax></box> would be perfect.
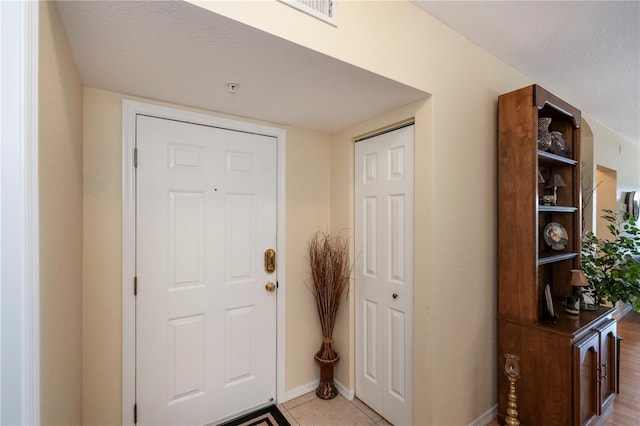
<box><xmin>281</xmin><ymin>379</ymin><xmax>355</xmax><ymax>403</ymax></box>
<box><xmin>334</xmin><ymin>379</ymin><xmax>355</xmax><ymax>400</ymax></box>
<box><xmin>613</xmin><ymin>301</ymin><xmax>634</xmax><ymax>319</ymax></box>
<box><xmin>469</xmin><ymin>403</ymin><xmax>497</xmax><ymax>426</ymax></box>
<box><xmin>282</xmin><ymin>380</ymin><xmax>319</xmax><ymax>403</ymax></box>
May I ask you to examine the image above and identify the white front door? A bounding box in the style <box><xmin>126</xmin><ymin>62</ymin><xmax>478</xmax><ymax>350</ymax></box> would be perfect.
<box><xmin>355</xmin><ymin>125</ymin><xmax>414</xmax><ymax>426</ymax></box>
<box><xmin>136</xmin><ymin>115</ymin><xmax>278</xmax><ymax>425</ymax></box>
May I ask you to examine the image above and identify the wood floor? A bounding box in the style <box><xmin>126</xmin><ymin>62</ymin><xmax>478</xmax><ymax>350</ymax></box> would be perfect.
<box><xmin>602</xmin><ymin>310</ymin><xmax>640</xmax><ymax>425</ymax></box>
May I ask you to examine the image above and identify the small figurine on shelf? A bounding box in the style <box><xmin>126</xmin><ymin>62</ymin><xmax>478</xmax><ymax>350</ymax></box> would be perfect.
<box><xmin>550</xmin><ymin>131</ymin><xmax>570</xmax><ymax>157</ymax></box>
<box><xmin>541</xmin><ymin>194</ymin><xmax>556</xmax><ymax>206</ymax></box>
<box><xmin>542</xmin><ymin>174</ymin><xmax>566</xmax><ymax>206</ymax></box>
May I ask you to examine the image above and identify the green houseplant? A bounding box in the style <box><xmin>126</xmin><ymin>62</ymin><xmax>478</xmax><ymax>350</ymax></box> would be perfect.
<box><xmin>581</xmin><ymin>209</ymin><xmax>640</xmax><ymax>312</ymax></box>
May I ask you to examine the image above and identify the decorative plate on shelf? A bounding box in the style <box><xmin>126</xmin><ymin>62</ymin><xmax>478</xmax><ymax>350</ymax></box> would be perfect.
<box><xmin>543</xmin><ymin>222</ymin><xmax>568</xmax><ymax>250</ymax></box>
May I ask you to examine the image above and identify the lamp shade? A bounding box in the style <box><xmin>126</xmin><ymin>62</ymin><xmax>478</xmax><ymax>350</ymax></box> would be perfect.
<box><xmin>545</xmin><ymin>174</ymin><xmax>566</xmax><ymax>188</ymax></box>
<box><xmin>570</xmin><ymin>269</ymin><xmax>589</xmax><ymax>287</ymax></box>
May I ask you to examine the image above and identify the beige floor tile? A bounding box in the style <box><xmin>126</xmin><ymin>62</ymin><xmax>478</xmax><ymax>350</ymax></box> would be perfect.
<box><xmin>283</xmin><ymin>391</ymin><xmax>317</xmax><ymax>410</ymax></box>
<box><xmin>375</xmin><ymin>418</ymin><xmax>392</xmax><ymax>426</ymax></box>
<box><xmin>280</xmin><ymin>407</ymin><xmax>300</xmax><ymax>425</ymax></box>
<box><xmin>351</xmin><ymin>398</ymin><xmax>382</xmax><ymax>422</ymax></box>
<box><xmin>288</xmin><ymin>394</ymin><xmax>375</xmax><ymax>426</ymax></box>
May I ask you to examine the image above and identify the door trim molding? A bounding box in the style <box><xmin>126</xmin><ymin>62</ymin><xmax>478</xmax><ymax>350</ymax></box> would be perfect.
<box><xmin>0</xmin><ymin>1</ymin><xmax>40</xmax><ymax>423</ymax></box>
<box><xmin>121</xmin><ymin>101</ymin><xmax>287</xmax><ymax>425</ymax></box>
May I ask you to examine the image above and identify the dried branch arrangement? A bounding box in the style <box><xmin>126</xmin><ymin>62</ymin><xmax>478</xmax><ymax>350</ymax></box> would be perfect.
<box><xmin>308</xmin><ymin>231</ymin><xmax>351</xmax><ymax>361</ymax></box>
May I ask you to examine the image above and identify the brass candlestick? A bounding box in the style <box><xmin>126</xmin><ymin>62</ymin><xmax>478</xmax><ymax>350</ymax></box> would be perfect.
<box><xmin>504</xmin><ymin>354</ymin><xmax>520</xmax><ymax>426</ymax></box>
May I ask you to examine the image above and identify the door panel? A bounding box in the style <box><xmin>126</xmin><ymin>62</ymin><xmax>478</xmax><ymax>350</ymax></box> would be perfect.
<box><xmin>136</xmin><ymin>115</ymin><xmax>277</xmax><ymax>425</ymax></box>
<box><xmin>364</xmin><ymin>299</ymin><xmax>379</xmax><ymax>382</ymax></box>
<box><xmin>170</xmin><ymin>191</ymin><xmax>205</xmax><ymax>288</ymax></box>
<box><xmin>355</xmin><ymin>125</ymin><xmax>414</xmax><ymax>426</ymax></box>
<box><xmin>597</xmin><ymin>320</ymin><xmax>617</xmax><ymax>409</ymax></box>
<box><xmin>388</xmin><ymin>194</ymin><xmax>406</xmax><ymax>282</ymax></box>
<box><xmin>388</xmin><ymin>308</ymin><xmax>406</xmax><ymax>400</ymax></box>
<box><xmin>168</xmin><ymin>315</ymin><xmax>205</xmax><ymax>403</ymax></box>
<box><xmin>225</xmin><ymin>305</ymin><xmax>255</xmax><ymax>384</ymax></box>
<box><xmin>573</xmin><ymin>332</ymin><xmax>600</xmax><ymax>426</ymax></box>
<box><xmin>226</xmin><ymin>193</ymin><xmax>255</xmax><ymax>280</ymax></box>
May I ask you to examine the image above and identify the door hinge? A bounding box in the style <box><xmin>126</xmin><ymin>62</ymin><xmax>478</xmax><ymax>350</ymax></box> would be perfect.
<box><xmin>133</xmin><ymin>403</ymin><xmax>137</xmax><ymax>424</ymax></box>
<box><xmin>134</xmin><ymin>148</ymin><xmax>138</xmax><ymax>168</ymax></box>
<box><xmin>134</xmin><ymin>276</ymin><xmax>138</xmax><ymax>296</ymax></box>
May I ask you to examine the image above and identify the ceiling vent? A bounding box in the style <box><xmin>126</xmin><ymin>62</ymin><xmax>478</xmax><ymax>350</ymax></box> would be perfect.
<box><xmin>279</xmin><ymin>0</ymin><xmax>336</xmax><ymax>26</ymax></box>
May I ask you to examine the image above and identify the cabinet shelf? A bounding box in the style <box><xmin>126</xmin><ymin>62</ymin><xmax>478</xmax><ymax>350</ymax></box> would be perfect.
<box><xmin>538</xmin><ymin>205</ymin><xmax>578</xmax><ymax>213</ymax></box>
<box><xmin>538</xmin><ymin>151</ymin><xmax>578</xmax><ymax>166</ymax></box>
<box><xmin>538</xmin><ymin>251</ymin><xmax>578</xmax><ymax>265</ymax></box>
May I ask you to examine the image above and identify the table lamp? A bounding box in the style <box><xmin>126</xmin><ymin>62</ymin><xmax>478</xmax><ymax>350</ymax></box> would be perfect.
<box><xmin>571</xmin><ymin>269</ymin><xmax>595</xmax><ymax>311</ymax></box>
<box><xmin>543</xmin><ymin>174</ymin><xmax>566</xmax><ymax>206</ymax></box>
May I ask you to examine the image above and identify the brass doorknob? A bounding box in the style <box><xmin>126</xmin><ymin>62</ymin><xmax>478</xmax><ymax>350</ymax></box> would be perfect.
<box><xmin>265</xmin><ymin>282</ymin><xmax>276</xmax><ymax>292</ymax></box>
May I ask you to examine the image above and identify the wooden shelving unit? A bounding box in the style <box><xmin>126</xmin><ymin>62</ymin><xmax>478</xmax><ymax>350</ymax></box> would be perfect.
<box><xmin>497</xmin><ymin>85</ymin><xmax>617</xmax><ymax>425</ymax></box>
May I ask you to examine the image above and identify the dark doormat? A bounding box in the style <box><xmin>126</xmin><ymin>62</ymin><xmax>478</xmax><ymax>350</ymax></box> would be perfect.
<box><xmin>218</xmin><ymin>405</ymin><xmax>290</xmax><ymax>426</ymax></box>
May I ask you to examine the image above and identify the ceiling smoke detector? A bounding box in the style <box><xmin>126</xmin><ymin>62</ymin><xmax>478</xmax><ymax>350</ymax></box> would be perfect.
<box><xmin>227</xmin><ymin>81</ymin><xmax>239</xmax><ymax>94</ymax></box>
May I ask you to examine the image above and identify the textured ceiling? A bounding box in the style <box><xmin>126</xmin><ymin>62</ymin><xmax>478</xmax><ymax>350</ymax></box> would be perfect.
<box><xmin>412</xmin><ymin>0</ymin><xmax>640</xmax><ymax>145</ymax></box>
<box><xmin>56</xmin><ymin>1</ymin><xmax>639</xmax><ymax>143</ymax></box>
<box><xmin>55</xmin><ymin>0</ymin><xmax>427</xmax><ymax>134</ymax></box>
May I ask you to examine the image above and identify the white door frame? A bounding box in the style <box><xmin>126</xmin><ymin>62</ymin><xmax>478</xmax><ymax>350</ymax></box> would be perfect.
<box><xmin>122</xmin><ymin>100</ymin><xmax>287</xmax><ymax>425</ymax></box>
<box><xmin>0</xmin><ymin>1</ymin><xmax>40</xmax><ymax>424</ymax></box>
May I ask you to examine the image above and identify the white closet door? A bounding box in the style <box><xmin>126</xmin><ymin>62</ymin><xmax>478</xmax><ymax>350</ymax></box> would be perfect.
<box><xmin>355</xmin><ymin>125</ymin><xmax>414</xmax><ymax>426</ymax></box>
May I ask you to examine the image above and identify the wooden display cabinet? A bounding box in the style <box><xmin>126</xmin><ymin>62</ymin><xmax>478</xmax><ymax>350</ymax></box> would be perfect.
<box><xmin>497</xmin><ymin>85</ymin><xmax>617</xmax><ymax>425</ymax></box>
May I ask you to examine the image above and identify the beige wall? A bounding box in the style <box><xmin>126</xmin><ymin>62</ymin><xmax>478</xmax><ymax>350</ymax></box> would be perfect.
<box><xmin>188</xmin><ymin>0</ymin><xmax>639</xmax><ymax>423</ymax></box>
<box><xmin>559</xmin><ymin>115</ymin><xmax>640</xmax><ymax>235</ymax></box>
<box><xmin>588</xmin><ymin>115</ymin><xmax>640</xmax><ymax>197</ymax></box>
<box><xmin>82</xmin><ymin>88</ymin><xmax>333</xmax><ymax>422</ymax></box>
<box><xmin>83</xmin><ymin>88</ymin><xmax>123</xmax><ymax>426</ymax></box>
<box><xmin>85</xmin><ymin>2</ymin><xmax>529</xmax><ymax>424</ymax></box>
<box><xmin>68</xmin><ymin>1</ymin><xmax>640</xmax><ymax>425</ymax></box>
<box><xmin>188</xmin><ymin>2</ymin><xmax>640</xmax><ymax>422</ymax></box>
<box><xmin>38</xmin><ymin>1</ymin><xmax>84</xmax><ymax>424</ymax></box>
<box><xmin>581</xmin><ymin>115</ymin><xmax>640</xmax><ymax>234</ymax></box>
<box><xmin>582</xmin><ymin>121</ymin><xmax>596</xmax><ymax>233</ymax></box>
<box><xmin>188</xmin><ymin>1</ymin><xmax>531</xmax><ymax>424</ymax></box>
<box><xmin>284</xmin><ymin>127</ymin><xmax>332</xmax><ymax>390</ymax></box>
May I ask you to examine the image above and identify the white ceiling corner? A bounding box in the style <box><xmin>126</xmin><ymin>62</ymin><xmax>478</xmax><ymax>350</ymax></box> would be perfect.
<box><xmin>55</xmin><ymin>0</ymin><xmax>427</xmax><ymax>134</ymax></box>
<box><xmin>411</xmin><ymin>0</ymin><xmax>640</xmax><ymax>145</ymax></box>
<box><xmin>55</xmin><ymin>0</ymin><xmax>639</xmax><ymax>143</ymax></box>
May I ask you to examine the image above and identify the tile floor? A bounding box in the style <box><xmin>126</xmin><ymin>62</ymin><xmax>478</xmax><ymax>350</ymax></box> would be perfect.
<box><xmin>278</xmin><ymin>392</ymin><xmax>392</xmax><ymax>426</ymax></box>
